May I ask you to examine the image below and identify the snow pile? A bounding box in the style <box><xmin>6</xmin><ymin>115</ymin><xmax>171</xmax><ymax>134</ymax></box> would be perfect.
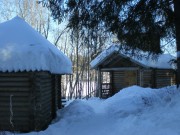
<box><xmin>90</xmin><ymin>45</ymin><xmax>175</xmax><ymax>69</ymax></box>
<box><xmin>103</xmin><ymin>85</ymin><xmax>176</xmax><ymax>117</ymax></box>
<box><xmin>6</xmin><ymin>85</ymin><xmax>180</xmax><ymax>135</ymax></box>
<box><xmin>0</xmin><ymin>16</ymin><xmax>72</xmax><ymax>74</ymax></box>
<box><xmin>54</xmin><ymin>100</ymin><xmax>95</xmax><ymax>122</ymax></box>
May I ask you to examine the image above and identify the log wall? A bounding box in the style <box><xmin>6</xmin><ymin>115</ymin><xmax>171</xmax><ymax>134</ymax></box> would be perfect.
<box><xmin>112</xmin><ymin>71</ymin><xmax>125</xmax><ymax>94</ymax></box>
<box><xmin>142</xmin><ymin>70</ymin><xmax>152</xmax><ymax>87</ymax></box>
<box><xmin>32</xmin><ymin>72</ymin><xmax>53</xmax><ymax>131</ymax></box>
<box><xmin>141</xmin><ymin>69</ymin><xmax>175</xmax><ymax>88</ymax></box>
<box><xmin>104</xmin><ymin>69</ymin><xmax>175</xmax><ymax>98</ymax></box>
<box><xmin>0</xmin><ymin>71</ymin><xmax>61</xmax><ymax>132</ymax></box>
<box><xmin>156</xmin><ymin>69</ymin><xmax>175</xmax><ymax>88</ymax></box>
<box><xmin>112</xmin><ymin>70</ymin><xmax>138</xmax><ymax>93</ymax></box>
<box><xmin>0</xmin><ymin>72</ymin><xmax>31</xmax><ymax>131</ymax></box>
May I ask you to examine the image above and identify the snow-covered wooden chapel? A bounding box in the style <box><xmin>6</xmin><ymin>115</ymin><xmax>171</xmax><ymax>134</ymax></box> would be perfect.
<box><xmin>91</xmin><ymin>45</ymin><xmax>176</xmax><ymax>98</ymax></box>
<box><xmin>0</xmin><ymin>17</ymin><xmax>72</xmax><ymax>131</ymax></box>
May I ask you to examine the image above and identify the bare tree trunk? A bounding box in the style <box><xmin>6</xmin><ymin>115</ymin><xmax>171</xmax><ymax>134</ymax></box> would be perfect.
<box><xmin>75</xmin><ymin>29</ymin><xmax>79</xmax><ymax>98</ymax></box>
<box><xmin>87</xmin><ymin>31</ymin><xmax>90</xmax><ymax>98</ymax></box>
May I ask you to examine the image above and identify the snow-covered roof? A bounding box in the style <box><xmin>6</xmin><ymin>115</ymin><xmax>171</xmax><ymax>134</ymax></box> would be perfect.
<box><xmin>0</xmin><ymin>16</ymin><xmax>72</xmax><ymax>74</ymax></box>
<box><xmin>90</xmin><ymin>45</ymin><xmax>175</xmax><ymax>69</ymax></box>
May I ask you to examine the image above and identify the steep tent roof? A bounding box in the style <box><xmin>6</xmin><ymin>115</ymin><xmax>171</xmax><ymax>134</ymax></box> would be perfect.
<box><xmin>90</xmin><ymin>45</ymin><xmax>175</xmax><ymax>69</ymax></box>
<box><xmin>0</xmin><ymin>16</ymin><xmax>72</xmax><ymax>74</ymax></box>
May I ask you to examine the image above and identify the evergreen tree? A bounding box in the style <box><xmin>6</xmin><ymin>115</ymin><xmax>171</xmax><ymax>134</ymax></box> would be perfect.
<box><xmin>42</xmin><ymin>0</ymin><xmax>180</xmax><ymax>87</ymax></box>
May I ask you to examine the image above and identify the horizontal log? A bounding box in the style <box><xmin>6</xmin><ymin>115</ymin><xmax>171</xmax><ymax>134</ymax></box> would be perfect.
<box><xmin>156</xmin><ymin>70</ymin><xmax>174</xmax><ymax>72</ymax></box>
<box><xmin>113</xmin><ymin>72</ymin><xmax>124</xmax><ymax>74</ymax></box>
<box><xmin>36</xmin><ymin>81</ymin><xmax>52</xmax><ymax>86</ymax></box>
<box><xmin>0</xmin><ymin>87</ymin><xmax>29</xmax><ymax>91</ymax></box>
<box><xmin>113</xmin><ymin>73</ymin><xmax>124</xmax><ymax>75</ymax></box>
<box><xmin>113</xmin><ymin>76</ymin><xmax>125</xmax><ymax>78</ymax></box>
<box><xmin>102</xmin><ymin>67</ymin><xmax>139</xmax><ymax>71</ymax></box>
<box><xmin>41</xmin><ymin>93</ymin><xmax>52</xmax><ymax>99</ymax></box>
<box><xmin>40</xmin><ymin>84</ymin><xmax>52</xmax><ymax>89</ymax></box>
<box><xmin>39</xmin><ymin>80</ymin><xmax>52</xmax><ymax>84</ymax></box>
<box><xmin>0</xmin><ymin>92</ymin><xmax>29</xmax><ymax>97</ymax></box>
<box><xmin>112</xmin><ymin>77</ymin><xmax>124</xmax><ymax>79</ymax></box>
<box><xmin>35</xmin><ymin>71</ymin><xmax>51</xmax><ymax>76</ymax></box>
<box><xmin>36</xmin><ymin>76</ymin><xmax>51</xmax><ymax>81</ymax></box>
<box><xmin>0</xmin><ymin>102</ymin><xmax>30</xmax><ymax>107</ymax></box>
<box><xmin>0</xmin><ymin>82</ymin><xmax>30</xmax><ymax>87</ymax></box>
<box><xmin>157</xmin><ymin>78</ymin><xmax>174</xmax><ymax>81</ymax></box>
<box><xmin>39</xmin><ymin>99</ymin><xmax>52</xmax><ymax>106</ymax></box>
<box><xmin>0</xmin><ymin>117</ymin><xmax>29</xmax><ymax>121</ymax></box>
<box><xmin>41</xmin><ymin>110</ymin><xmax>51</xmax><ymax>116</ymax></box>
<box><xmin>35</xmin><ymin>75</ymin><xmax>51</xmax><ymax>80</ymax></box>
<box><xmin>0</xmin><ymin>98</ymin><xmax>30</xmax><ymax>103</ymax></box>
<box><xmin>42</xmin><ymin>99</ymin><xmax>52</xmax><ymax>105</ymax></box>
<box><xmin>0</xmin><ymin>107</ymin><xmax>29</xmax><ymax>112</ymax></box>
<box><xmin>0</xmin><ymin>112</ymin><xmax>29</xmax><ymax>117</ymax></box>
<box><xmin>0</xmin><ymin>77</ymin><xmax>29</xmax><ymax>82</ymax></box>
<box><xmin>143</xmin><ymin>74</ymin><xmax>151</xmax><ymax>77</ymax></box>
<box><xmin>0</xmin><ymin>73</ymin><xmax>29</xmax><ymax>77</ymax></box>
<box><xmin>0</xmin><ymin>123</ymin><xmax>29</xmax><ymax>128</ymax></box>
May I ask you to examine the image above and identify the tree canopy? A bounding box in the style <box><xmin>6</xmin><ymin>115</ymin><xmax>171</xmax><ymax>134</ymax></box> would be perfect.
<box><xmin>43</xmin><ymin>0</ymin><xmax>175</xmax><ymax>54</ymax></box>
<box><xmin>43</xmin><ymin>0</ymin><xmax>180</xmax><ymax>86</ymax></box>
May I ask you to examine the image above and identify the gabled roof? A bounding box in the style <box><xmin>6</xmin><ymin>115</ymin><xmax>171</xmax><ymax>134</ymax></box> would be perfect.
<box><xmin>90</xmin><ymin>45</ymin><xmax>175</xmax><ymax>69</ymax></box>
<box><xmin>0</xmin><ymin>16</ymin><xmax>72</xmax><ymax>74</ymax></box>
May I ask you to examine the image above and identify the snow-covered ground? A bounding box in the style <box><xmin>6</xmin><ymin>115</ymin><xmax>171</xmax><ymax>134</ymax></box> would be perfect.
<box><xmin>7</xmin><ymin>85</ymin><xmax>180</xmax><ymax>135</ymax></box>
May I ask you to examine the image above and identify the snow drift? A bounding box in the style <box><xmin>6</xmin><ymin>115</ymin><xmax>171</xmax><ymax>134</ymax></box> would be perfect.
<box><xmin>5</xmin><ymin>85</ymin><xmax>180</xmax><ymax>135</ymax></box>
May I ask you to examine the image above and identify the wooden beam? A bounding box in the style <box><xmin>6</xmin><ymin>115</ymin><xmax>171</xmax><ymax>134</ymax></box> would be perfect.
<box><xmin>110</xmin><ymin>71</ymin><xmax>113</xmax><ymax>96</ymax></box>
<box><xmin>151</xmin><ymin>69</ymin><xmax>157</xmax><ymax>88</ymax></box>
<box><xmin>101</xmin><ymin>67</ymin><xmax>139</xmax><ymax>71</ymax></box>
<box><xmin>139</xmin><ymin>69</ymin><xmax>143</xmax><ymax>86</ymax></box>
<box><xmin>97</xmin><ymin>68</ymin><xmax>102</xmax><ymax>98</ymax></box>
<box><xmin>58</xmin><ymin>75</ymin><xmax>62</xmax><ymax>109</ymax></box>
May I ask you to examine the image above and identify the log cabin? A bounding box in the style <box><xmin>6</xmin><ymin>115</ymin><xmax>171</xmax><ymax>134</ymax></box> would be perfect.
<box><xmin>90</xmin><ymin>45</ymin><xmax>176</xmax><ymax>98</ymax></box>
<box><xmin>0</xmin><ymin>17</ymin><xmax>72</xmax><ymax>131</ymax></box>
